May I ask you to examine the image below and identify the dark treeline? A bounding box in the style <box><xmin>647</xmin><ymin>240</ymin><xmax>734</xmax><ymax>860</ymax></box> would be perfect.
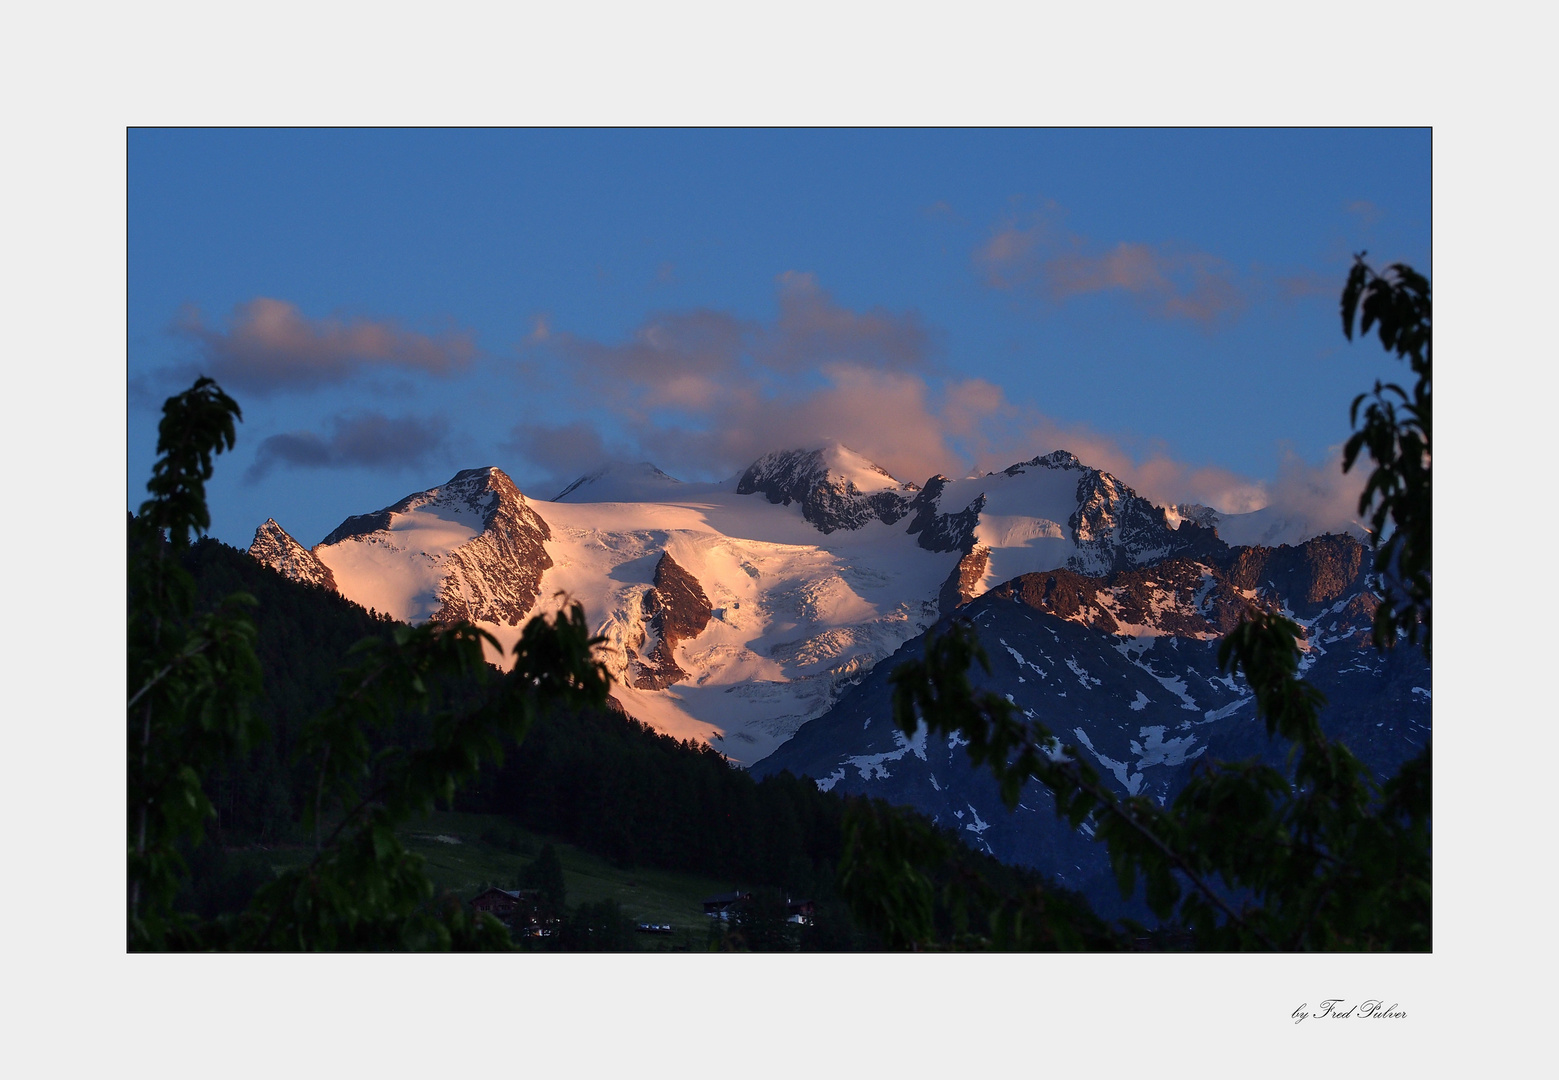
<box><xmin>459</xmin><ymin>707</ymin><xmax>846</xmax><ymax>900</ymax></box>
<box><xmin>172</xmin><ymin>531</ymin><xmax>399</xmax><ymax>844</ymax></box>
<box><xmin>160</xmin><ymin>528</ymin><xmax>1110</xmax><ymax>949</ymax></box>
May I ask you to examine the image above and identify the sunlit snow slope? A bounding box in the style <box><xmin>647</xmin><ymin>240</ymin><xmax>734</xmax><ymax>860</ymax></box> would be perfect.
<box><xmin>250</xmin><ymin>444</ymin><xmax>1347</xmax><ymax>765</ymax></box>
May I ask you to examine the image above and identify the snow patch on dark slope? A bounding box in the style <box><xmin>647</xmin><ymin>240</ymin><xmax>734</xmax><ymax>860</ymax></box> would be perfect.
<box><xmin>248</xmin><ymin>444</ymin><xmax>1373</xmax><ymax>772</ymax></box>
<box><xmin>752</xmin><ymin>532</ymin><xmax>1428</xmax><ymax>919</ymax></box>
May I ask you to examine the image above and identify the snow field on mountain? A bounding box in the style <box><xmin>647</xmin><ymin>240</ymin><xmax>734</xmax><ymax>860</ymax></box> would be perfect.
<box><xmin>811</xmin><ymin>443</ymin><xmax>908</xmax><ymax>493</ymax></box>
<box><xmin>955</xmin><ymin>466</ymin><xmax>1085</xmax><ymax>589</ymax></box>
<box><xmin>315</xmin><ymin>502</ymin><xmax>481</xmax><ymax>622</ymax></box>
<box><xmin>265</xmin><ymin>446</ymin><xmax>1378</xmax><ymax>778</ymax></box>
<box><xmin>499</xmin><ymin>491</ymin><xmax>958</xmax><ymax>764</ymax></box>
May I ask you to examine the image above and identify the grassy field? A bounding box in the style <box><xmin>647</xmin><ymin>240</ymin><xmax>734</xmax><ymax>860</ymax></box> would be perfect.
<box><xmin>239</xmin><ymin>810</ymin><xmax>735</xmax><ymax>951</ymax></box>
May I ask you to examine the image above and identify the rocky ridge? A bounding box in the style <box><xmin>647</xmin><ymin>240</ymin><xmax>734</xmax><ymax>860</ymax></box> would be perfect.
<box><xmin>426</xmin><ymin>468</ymin><xmax>554</xmax><ymax>626</ymax></box>
<box><xmin>753</xmin><ymin>531</ymin><xmax>1428</xmax><ymax>918</ymax></box>
<box><xmin>247</xmin><ymin>444</ymin><xmax>1375</xmax><ymax>769</ymax></box>
<box><xmin>736</xmin><ymin>446</ymin><xmax>921</xmax><ymax>534</ymax></box>
<box><xmin>248</xmin><ymin>518</ymin><xmax>337</xmax><ymax>591</ymax></box>
<box><xmin>631</xmin><ymin>551</ymin><xmax>714</xmax><ymax>690</ymax></box>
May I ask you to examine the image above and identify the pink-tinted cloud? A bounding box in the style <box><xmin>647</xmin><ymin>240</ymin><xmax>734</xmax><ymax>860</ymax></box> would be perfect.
<box><xmin>1263</xmin><ymin>445</ymin><xmax>1369</xmax><ymax>533</ymax></box>
<box><xmin>1274</xmin><ymin>270</ymin><xmax>1337</xmax><ymax>300</ymax></box>
<box><xmin>520</xmin><ymin>274</ymin><xmax>1353</xmax><ymax>528</ymax></box>
<box><xmin>547</xmin><ymin>308</ymin><xmax>755</xmax><ymax>414</ymax></box>
<box><xmin>1346</xmin><ymin>199</ymin><xmax>1383</xmax><ymax>226</ymax></box>
<box><xmin>176</xmin><ymin>297</ymin><xmax>476</xmax><ymax>394</ymax></box>
<box><xmin>539</xmin><ymin>274</ymin><xmax>934</xmax><ymax>416</ymax></box>
<box><xmin>245</xmin><ymin>411</ymin><xmax>452</xmax><ymax>482</ymax></box>
<box><xmin>499</xmin><ymin>419</ymin><xmax>637</xmax><ymax>491</ymax></box>
<box><xmin>758</xmin><ymin>271</ymin><xmax>938</xmax><ymax>371</ymax></box>
<box><xmin>524</xmin><ymin>366</ymin><xmax>941</xmax><ymax>488</ymax></box>
<box><xmin>976</xmin><ymin>210</ymin><xmax>1246</xmax><ymax>326</ymax></box>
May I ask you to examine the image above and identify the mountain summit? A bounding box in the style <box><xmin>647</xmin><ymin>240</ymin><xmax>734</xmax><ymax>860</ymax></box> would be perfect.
<box><xmin>553</xmin><ymin>461</ymin><xmax>684</xmax><ymax>503</ymax></box>
<box><xmin>248</xmin><ymin>518</ymin><xmax>336</xmax><ymax>591</ymax></box>
<box><xmin>247</xmin><ymin>446</ymin><xmax>1356</xmax><ymax>765</ymax></box>
<box><xmin>735</xmin><ymin>444</ymin><xmax>921</xmax><ymax>533</ymax></box>
<box><xmin>251</xmin><ymin>467</ymin><xmax>552</xmax><ymax>628</ymax></box>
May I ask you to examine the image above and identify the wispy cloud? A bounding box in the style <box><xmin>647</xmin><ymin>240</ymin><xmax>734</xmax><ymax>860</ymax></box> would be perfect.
<box><xmin>533</xmin><ymin>272</ymin><xmax>937</xmax><ymax>426</ymax></box>
<box><xmin>517</xmin><ymin>274</ymin><xmax>946</xmax><ymax>486</ymax></box>
<box><xmin>975</xmin><ymin>205</ymin><xmax>1245</xmax><ymax>326</ymax></box>
<box><xmin>175</xmin><ymin>297</ymin><xmax>476</xmax><ymax>395</ymax></box>
<box><xmin>515</xmin><ymin>271</ymin><xmax>1361</xmax><ymax>530</ymax></box>
<box><xmin>245</xmin><ymin>411</ymin><xmax>452</xmax><ymax>482</ymax></box>
<box><xmin>546</xmin><ymin>307</ymin><xmax>756</xmax><ymax>413</ymax></box>
<box><xmin>758</xmin><ymin>271</ymin><xmax>938</xmax><ymax>372</ymax></box>
<box><xmin>500</xmin><ymin>420</ymin><xmax>636</xmax><ymax>494</ymax></box>
<box><xmin>1345</xmin><ymin>199</ymin><xmax>1383</xmax><ymax>227</ymax></box>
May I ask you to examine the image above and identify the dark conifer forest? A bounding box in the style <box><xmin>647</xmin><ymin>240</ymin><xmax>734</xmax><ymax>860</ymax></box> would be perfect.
<box><xmin>159</xmin><ymin>527</ymin><xmax>1092</xmax><ymax>950</ymax></box>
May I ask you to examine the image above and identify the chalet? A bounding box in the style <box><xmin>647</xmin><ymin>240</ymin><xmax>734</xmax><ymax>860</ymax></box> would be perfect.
<box><xmin>701</xmin><ymin>891</ymin><xmax>752</xmax><ymax>920</ymax></box>
<box><xmin>470</xmin><ymin>887</ymin><xmax>541</xmax><ymax>925</ymax></box>
<box><xmin>703</xmin><ymin>891</ymin><xmax>815</xmax><ymax>925</ymax></box>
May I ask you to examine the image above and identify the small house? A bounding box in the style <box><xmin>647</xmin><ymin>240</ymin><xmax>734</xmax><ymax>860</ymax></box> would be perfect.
<box><xmin>470</xmin><ymin>887</ymin><xmax>541</xmax><ymax>926</ymax></box>
<box><xmin>701</xmin><ymin>891</ymin><xmax>752</xmax><ymax>920</ymax></box>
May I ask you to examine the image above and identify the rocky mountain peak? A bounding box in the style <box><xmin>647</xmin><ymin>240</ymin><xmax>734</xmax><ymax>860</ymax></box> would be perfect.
<box><xmin>736</xmin><ymin>444</ymin><xmax>920</xmax><ymax>534</ymax></box>
<box><xmin>1167</xmin><ymin>503</ymin><xmax>1220</xmax><ymax>530</ymax></box>
<box><xmin>257</xmin><ymin>467</ymin><xmax>553</xmax><ymax>629</ymax></box>
<box><xmin>319</xmin><ymin>466</ymin><xmax>535</xmax><ymax>547</ymax></box>
<box><xmin>248</xmin><ymin>518</ymin><xmax>337</xmax><ymax>591</ymax></box>
<box><xmin>1066</xmin><ymin>466</ymin><xmax>1224</xmax><ymax>576</ymax></box>
<box><xmin>1001</xmin><ymin>449</ymin><xmax>1084</xmax><ymax>475</ymax></box>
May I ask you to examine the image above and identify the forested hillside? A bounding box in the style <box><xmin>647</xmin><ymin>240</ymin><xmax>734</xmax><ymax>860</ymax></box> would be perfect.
<box><xmin>160</xmin><ymin>527</ymin><xmax>1098</xmax><ymax>949</ymax></box>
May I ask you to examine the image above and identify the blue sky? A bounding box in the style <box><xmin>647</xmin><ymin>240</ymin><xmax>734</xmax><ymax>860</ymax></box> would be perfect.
<box><xmin>128</xmin><ymin>128</ymin><xmax>1430</xmax><ymax>548</ymax></box>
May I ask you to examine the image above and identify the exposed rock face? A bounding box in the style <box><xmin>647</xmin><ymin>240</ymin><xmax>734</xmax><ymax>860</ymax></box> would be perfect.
<box><xmin>937</xmin><ymin>545</ymin><xmax>990</xmax><ymax>616</ymax></box>
<box><xmin>429</xmin><ymin>469</ymin><xmax>554</xmax><ymax>626</ymax></box>
<box><xmin>1172</xmin><ymin>503</ymin><xmax>1220</xmax><ymax>530</ymax></box>
<box><xmin>1065</xmin><ymin>467</ymin><xmax>1225</xmax><ymax>575</ymax></box>
<box><xmin>736</xmin><ymin>447</ymin><xmax>919</xmax><ymax>533</ymax></box>
<box><xmin>248</xmin><ymin>518</ymin><xmax>337</xmax><ymax>591</ymax></box>
<box><xmin>754</xmin><ymin>531</ymin><xmax>1427</xmax><ymax>920</ymax></box>
<box><xmin>985</xmin><ymin>532</ymin><xmax>1374</xmax><ymax>639</ymax></box>
<box><xmin>1225</xmin><ymin>533</ymin><xmax>1369</xmax><ymax>618</ymax></box>
<box><xmin>988</xmin><ymin>559</ymin><xmax>1245</xmax><ymax>639</ymax></box>
<box><xmin>631</xmin><ymin>551</ymin><xmax>713</xmax><ymax>690</ymax></box>
<box><xmin>257</xmin><ymin>467</ymin><xmax>553</xmax><ymax>628</ymax></box>
<box><xmin>906</xmin><ymin>477</ymin><xmax>985</xmax><ymax>554</ymax></box>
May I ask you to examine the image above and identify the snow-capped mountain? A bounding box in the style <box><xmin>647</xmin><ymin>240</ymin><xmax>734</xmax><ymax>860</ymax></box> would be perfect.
<box><xmin>553</xmin><ymin>461</ymin><xmax>683</xmax><ymax>503</ymax></box>
<box><xmin>752</xmin><ymin>532</ymin><xmax>1430</xmax><ymax>918</ymax></box>
<box><xmin>247</xmin><ymin>443</ymin><xmax>1350</xmax><ymax>765</ymax></box>
<box><xmin>1167</xmin><ymin>500</ymin><xmax>1366</xmax><ymax>548</ymax></box>
<box><xmin>735</xmin><ymin>445</ymin><xmax>922</xmax><ymax>533</ymax></box>
<box><xmin>303</xmin><ymin>466</ymin><xmax>553</xmax><ymax>627</ymax></box>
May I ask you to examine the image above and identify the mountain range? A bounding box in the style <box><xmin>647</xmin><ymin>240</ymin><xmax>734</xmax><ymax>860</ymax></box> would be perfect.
<box><xmin>249</xmin><ymin>444</ymin><xmax>1357</xmax><ymax>762</ymax></box>
<box><xmin>248</xmin><ymin>444</ymin><xmax>1423</xmax><ymax>914</ymax></box>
